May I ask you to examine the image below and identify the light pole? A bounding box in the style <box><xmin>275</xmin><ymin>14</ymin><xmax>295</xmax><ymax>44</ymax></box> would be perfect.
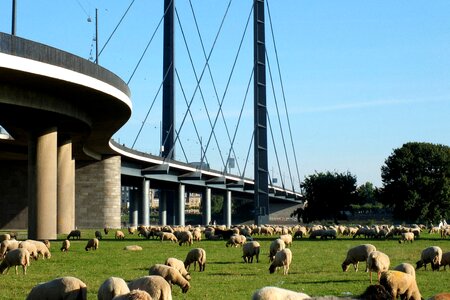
<box><xmin>87</xmin><ymin>8</ymin><xmax>99</xmax><ymax>64</ymax></box>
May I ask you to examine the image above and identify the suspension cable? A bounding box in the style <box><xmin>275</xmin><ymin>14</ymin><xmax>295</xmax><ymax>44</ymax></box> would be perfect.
<box><xmin>175</xmin><ymin>129</ymin><xmax>189</xmax><ymax>163</ymax></box>
<box><xmin>266</xmin><ymin>0</ymin><xmax>301</xmax><ymax>188</ymax></box>
<box><xmin>241</xmin><ymin>130</ymin><xmax>254</xmax><ymax>180</ymax></box>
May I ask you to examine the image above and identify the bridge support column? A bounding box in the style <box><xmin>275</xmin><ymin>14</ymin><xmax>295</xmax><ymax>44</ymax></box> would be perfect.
<box><xmin>159</xmin><ymin>190</ymin><xmax>167</xmax><ymax>226</ymax></box>
<box><xmin>57</xmin><ymin>138</ymin><xmax>75</xmax><ymax>234</ymax></box>
<box><xmin>129</xmin><ymin>187</ymin><xmax>139</xmax><ymax>228</ymax></box>
<box><xmin>28</xmin><ymin>127</ymin><xmax>58</xmax><ymax>240</ymax></box>
<box><xmin>178</xmin><ymin>184</ymin><xmax>185</xmax><ymax>226</ymax></box>
<box><xmin>203</xmin><ymin>187</ymin><xmax>211</xmax><ymax>225</ymax></box>
<box><xmin>223</xmin><ymin>190</ymin><xmax>232</xmax><ymax>228</ymax></box>
<box><xmin>142</xmin><ymin>179</ymin><xmax>150</xmax><ymax>226</ymax></box>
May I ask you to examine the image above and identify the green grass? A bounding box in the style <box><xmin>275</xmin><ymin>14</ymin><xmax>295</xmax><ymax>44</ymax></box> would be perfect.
<box><xmin>0</xmin><ymin>230</ymin><xmax>448</xmax><ymax>299</ymax></box>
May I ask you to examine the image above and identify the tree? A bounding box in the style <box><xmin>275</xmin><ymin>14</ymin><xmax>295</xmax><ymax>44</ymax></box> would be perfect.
<box><xmin>298</xmin><ymin>171</ymin><xmax>357</xmax><ymax>222</ymax></box>
<box><xmin>380</xmin><ymin>142</ymin><xmax>450</xmax><ymax>223</ymax></box>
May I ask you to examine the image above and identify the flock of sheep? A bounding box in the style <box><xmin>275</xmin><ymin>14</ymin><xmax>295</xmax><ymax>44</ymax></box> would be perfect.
<box><xmin>0</xmin><ymin>222</ymin><xmax>449</xmax><ymax>299</ymax></box>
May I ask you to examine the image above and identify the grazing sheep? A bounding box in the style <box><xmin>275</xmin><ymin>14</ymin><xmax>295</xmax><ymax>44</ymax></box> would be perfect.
<box><xmin>428</xmin><ymin>293</ymin><xmax>450</xmax><ymax>300</ymax></box>
<box><xmin>115</xmin><ymin>230</ymin><xmax>125</xmax><ymax>240</ymax></box>
<box><xmin>367</xmin><ymin>250</ymin><xmax>390</xmax><ymax>284</ymax></box>
<box><xmin>25</xmin><ymin>240</ymin><xmax>51</xmax><ymax>259</ymax></box>
<box><xmin>112</xmin><ymin>289</ymin><xmax>152</xmax><ymax>300</ymax></box>
<box><xmin>279</xmin><ymin>234</ymin><xmax>293</xmax><ymax>247</ymax></box>
<box><xmin>123</xmin><ymin>245</ymin><xmax>143</xmax><ymax>251</ymax></box>
<box><xmin>160</xmin><ymin>232</ymin><xmax>178</xmax><ymax>243</ymax></box>
<box><xmin>43</xmin><ymin>240</ymin><xmax>51</xmax><ymax>249</ymax></box>
<box><xmin>61</xmin><ymin>240</ymin><xmax>70</xmax><ymax>252</ymax></box>
<box><xmin>394</xmin><ymin>262</ymin><xmax>416</xmax><ymax>278</ymax></box>
<box><xmin>26</xmin><ymin>276</ymin><xmax>87</xmax><ymax>300</ymax></box>
<box><xmin>309</xmin><ymin>229</ymin><xmax>337</xmax><ymax>239</ymax></box>
<box><xmin>18</xmin><ymin>241</ymin><xmax>38</xmax><ymax>260</ymax></box>
<box><xmin>399</xmin><ymin>232</ymin><xmax>415</xmax><ymax>243</ymax></box>
<box><xmin>85</xmin><ymin>238</ymin><xmax>99</xmax><ymax>251</ymax></box>
<box><xmin>269</xmin><ymin>248</ymin><xmax>292</xmax><ymax>275</ymax></box>
<box><xmin>0</xmin><ymin>248</ymin><xmax>30</xmax><ymax>275</ymax></box>
<box><xmin>177</xmin><ymin>231</ymin><xmax>193</xmax><ymax>246</ymax></box>
<box><xmin>184</xmin><ymin>248</ymin><xmax>206</xmax><ymax>272</ymax></box>
<box><xmin>268</xmin><ymin>239</ymin><xmax>286</xmax><ymax>262</ymax></box>
<box><xmin>380</xmin><ymin>270</ymin><xmax>422</xmax><ymax>300</ymax></box>
<box><xmin>0</xmin><ymin>233</ymin><xmax>11</xmax><ymax>242</ymax></box>
<box><xmin>359</xmin><ymin>284</ymin><xmax>392</xmax><ymax>300</ymax></box>
<box><xmin>439</xmin><ymin>251</ymin><xmax>450</xmax><ymax>270</ymax></box>
<box><xmin>128</xmin><ymin>227</ymin><xmax>137</xmax><ymax>235</ymax></box>
<box><xmin>192</xmin><ymin>228</ymin><xmax>202</xmax><ymax>242</ymax></box>
<box><xmin>67</xmin><ymin>230</ymin><xmax>81</xmax><ymax>240</ymax></box>
<box><xmin>0</xmin><ymin>239</ymin><xmax>20</xmax><ymax>259</ymax></box>
<box><xmin>242</xmin><ymin>241</ymin><xmax>261</xmax><ymax>263</ymax></box>
<box><xmin>95</xmin><ymin>230</ymin><xmax>103</xmax><ymax>240</ymax></box>
<box><xmin>127</xmin><ymin>275</ymin><xmax>172</xmax><ymax>300</ymax></box>
<box><xmin>165</xmin><ymin>257</ymin><xmax>191</xmax><ymax>281</ymax></box>
<box><xmin>252</xmin><ymin>286</ymin><xmax>310</xmax><ymax>300</ymax></box>
<box><xmin>226</xmin><ymin>234</ymin><xmax>246</xmax><ymax>247</ymax></box>
<box><xmin>104</xmin><ymin>227</ymin><xmax>109</xmax><ymax>235</ymax></box>
<box><xmin>416</xmin><ymin>246</ymin><xmax>442</xmax><ymax>271</ymax></box>
<box><xmin>149</xmin><ymin>264</ymin><xmax>190</xmax><ymax>293</ymax></box>
<box><xmin>342</xmin><ymin>244</ymin><xmax>377</xmax><ymax>272</ymax></box>
<box><xmin>98</xmin><ymin>276</ymin><xmax>130</xmax><ymax>300</ymax></box>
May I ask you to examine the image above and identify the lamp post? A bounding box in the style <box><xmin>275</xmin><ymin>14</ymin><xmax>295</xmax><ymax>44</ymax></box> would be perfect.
<box><xmin>87</xmin><ymin>8</ymin><xmax>99</xmax><ymax>64</ymax></box>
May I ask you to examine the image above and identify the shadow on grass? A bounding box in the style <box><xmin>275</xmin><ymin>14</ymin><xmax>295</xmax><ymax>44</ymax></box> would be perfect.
<box><xmin>292</xmin><ymin>278</ymin><xmax>367</xmax><ymax>284</ymax></box>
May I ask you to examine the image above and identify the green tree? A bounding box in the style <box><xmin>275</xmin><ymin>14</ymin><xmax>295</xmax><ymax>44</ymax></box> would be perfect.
<box><xmin>380</xmin><ymin>142</ymin><xmax>450</xmax><ymax>223</ymax></box>
<box><xmin>356</xmin><ymin>182</ymin><xmax>377</xmax><ymax>205</ymax></box>
<box><xmin>299</xmin><ymin>171</ymin><xmax>357</xmax><ymax>222</ymax></box>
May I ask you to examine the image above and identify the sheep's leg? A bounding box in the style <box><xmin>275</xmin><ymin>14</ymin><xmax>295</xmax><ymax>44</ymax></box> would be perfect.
<box><xmin>377</xmin><ymin>271</ymin><xmax>381</xmax><ymax>284</ymax></box>
<box><xmin>15</xmin><ymin>265</ymin><xmax>18</xmax><ymax>275</ymax></box>
<box><xmin>369</xmin><ymin>271</ymin><xmax>373</xmax><ymax>284</ymax></box>
<box><xmin>354</xmin><ymin>262</ymin><xmax>359</xmax><ymax>272</ymax></box>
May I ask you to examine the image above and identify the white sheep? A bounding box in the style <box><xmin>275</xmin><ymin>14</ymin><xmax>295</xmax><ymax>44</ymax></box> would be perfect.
<box><xmin>380</xmin><ymin>270</ymin><xmax>422</xmax><ymax>300</ymax></box>
<box><xmin>18</xmin><ymin>241</ymin><xmax>38</xmax><ymax>260</ymax></box>
<box><xmin>115</xmin><ymin>230</ymin><xmax>125</xmax><ymax>240</ymax></box>
<box><xmin>112</xmin><ymin>289</ymin><xmax>152</xmax><ymax>300</ymax></box>
<box><xmin>0</xmin><ymin>248</ymin><xmax>30</xmax><ymax>275</ymax></box>
<box><xmin>123</xmin><ymin>245</ymin><xmax>143</xmax><ymax>251</ymax></box>
<box><xmin>61</xmin><ymin>239</ymin><xmax>70</xmax><ymax>252</ymax></box>
<box><xmin>226</xmin><ymin>234</ymin><xmax>246</xmax><ymax>247</ymax></box>
<box><xmin>399</xmin><ymin>232</ymin><xmax>415</xmax><ymax>243</ymax></box>
<box><xmin>85</xmin><ymin>238</ymin><xmax>99</xmax><ymax>251</ymax></box>
<box><xmin>98</xmin><ymin>276</ymin><xmax>130</xmax><ymax>300</ymax></box>
<box><xmin>242</xmin><ymin>241</ymin><xmax>261</xmax><ymax>263</ymax></box>
<box><xmin>0</xmin><ymin>233</ymin><xmax>11</xmax><ymax>242</ymax></box>
<box><xmin>252</xmin><ymin>286</ymin><xmax>310</xmax><ymax>300</ymax></box>
<box><xmin>165</xmin><ymin>257</ymin><xmax>191</xmax><ymax>281</ymax></box>
<box><xmin>127</xmin><ymin>275</ymin><xmax>172</xmax><ymax>300</ymax></box>
<box><xmin>341</xmin><ymin>244</ymin><xmax>376</xmax><ymax>272</ymax></box>
<box><xmin>394</xmin><ymin>262</ymin><xmax>416</xmax><ymax>278</ymax></box>
<box><xmin>367</xmin><ymin>250</ymin><xmax>390</xmax><ymax>284</ymax></box>
<box><xmin>25</xmin><ymin>240</ymin><xmax>51</xmax><ymax>259</ymax></box>
<box><xmin>279</xmin><ymin>234</ymin><xmax>293</xmax><ymax>247</ymax></box>
<box><xmin>0</xmin><ymin>239</ymin><xmax>20</xmax><ymax>259</ymax></box>
<box><xmin>26</xmin><ymin>276</ymin><xmax>87</xmax><ymax>300</ymax></box>
<box><xmin>416</xmin><ymin>246</ymin><xmax>442</xmax><ymax>271</ymax></box>
<box><xmin>268</xmin><ymin>238</ymin><xmax>286</xmax><ymax>262</ymax></box>
<box><xmin>148</xmin><ymin>264</ymin><xmax>190</xmax><ymax>293</ymax></box>
<box><xmin>184</xmin><ymin>247</ymin><xmax>206</xmax><ymax>272</ymax></box>
<box><xmin>192</xmin><ymin>228</ymin><xmax>202</xmax><ymax>241</ymax></box>
<box><xmin>176</xmin><ymin>231</ymin><xmax>193</xmax><ymax>246</ymax></box>
<box><xmin>269</xmin><ymin>248</ymin><xmax>292</xmax><ymax>275</ymax></box>
<box><xmin>160</xmin><ymin>232</ymin><xmax>178</xmax><ymax>243</ymax></box>
<box><xmin>439</xmin><ymin>251</ymin><xmax>450</xmax><ymax>270</ymax></box>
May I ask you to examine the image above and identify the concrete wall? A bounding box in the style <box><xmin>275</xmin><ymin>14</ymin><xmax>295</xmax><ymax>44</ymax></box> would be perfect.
<box><xmin>0</xmin><ymin>161</ymin><xmax>28</xmax><ymax>229</ymax></box>
<box><xmin>75</xmin><ymin>155</ymin><xmax>122</xmax><ymax>229</ymax></box>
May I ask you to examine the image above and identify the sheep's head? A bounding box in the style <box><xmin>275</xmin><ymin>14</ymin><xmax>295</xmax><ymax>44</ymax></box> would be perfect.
<box><xmin>182</xmin><ymin>282</ymin><xmax>191</xmax><ymax>293</ymax></box>
<box><xmin>342</xmin><ymin>262</ymin><xmax>349</xmax><ymax>272</ymax></box>
<box><xmin>269</xmin><ymin>264</ymin><xmax>277</xmax><ymax>274</ymax></box>
<box><xmin>415</xmin><ymin>260</ymin><xmax>423</xmax><ymax>270</ymax></box>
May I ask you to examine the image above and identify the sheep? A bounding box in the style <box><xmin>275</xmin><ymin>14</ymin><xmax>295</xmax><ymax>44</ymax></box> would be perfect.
<box><xmin>358</xmin><ymin>284</ymin><xmax>393</xmax><ymax>300</ymax></box>
<box><xmin>85</xmin><ymin>238</ymin><xmax>99</xmax><ymax>251</ymax></box>
<box><xmin>115</xmin><ymin>230</ymin><xmax>125</xmax><ymax>240</ymax></box>
<box><xmin>184</xmin><ymin>247</ymin><xmax>206</xmax><ymax>272</ymax></box>
<box><xmin>428</xmin><ymin>293</ymin><xmax>450</xmax><ymax>300</ymax></box>
<box><xmin>399</xmin><ymin>232</ymin><xmax>415</xmax><ymax>243</ymax></box>
<box><xmin>279</xmin><ymin>234</ymin><xmax>293</xmax><ymax>247</ymax></box>
<box><xmin>252</xmin><ymin>286</ymin><xmax>310</xmax><ymax>300</ymax></box>
<box><xmin>394</xmin><ymin>262</ymin><xmax>416</xmax><ymax>278</ymax></box>
<box><xmin>104</xmin><ymin>227</ymin><xmax>109</xmax><ymax>235</ymax></box>
<box><xmin>367</xmin><ymin>250</ymin><xmax>390</xmax><ymax>284</ymax></box>
<box><xmin>25</xmin><ymin>240</ymin><xmax>51</xmax><ymax>259</ymax></box>
<box><xmin>165</xmin><ymin>257</ymin><xmax>191</xmax><ymax>281</ymax></box>
<box><xmin>160</xmin><ymin>232</ymin><xmax>178</xmax><ymax>242</ymax></box>
<box><xmin>61</xmin><ymin>240</ymin><xmax>70</xmax><ymax>252</ymax></box>
<box><xmin>416</xmin><ymin>246</ymin><xmax>442</xmax><ymax>271</ymax></box>
<box><xmin>439</xmin><ymin>251</ymin><xmax>450</xmax><ymax>270</ymax></box>
<box><xmin>177</xmin><ymin>231</ymin><xmax>193</xmax><ymax>246</ymax></box>
<box><xmin>97</xmin><ymin>276</ymin><xmax>130</xmax><ymax>300</ymax></box>
<box><xmin>269</xmin><ymin>248</ymin><xmax>292</xmax><ymax>275</ymax></box>
<box><xmin>380</xmin><ymin>270</ymin><xmax>422</xmax><ymax>300</ymax></box>
<box><xmin>226</xmin><ymin>234</ymin><xmax>246</xmax><ymax>247</ymax></box>
<box><xmin>148</xmin><ymin>264</ymin><xmax>190</xmax><ymax>293</ymax></box>
<box><xmin>0</xmin><ymin>248</ymin><xmax>30</xmax><ymax>275</ymax></box>
<box><xmin>112</xmin><ymin>289</ymin><xmax>152</xmax><ymax>300</ymax></box>
<box><xmin>242</xmin><ymin>241</ymin><xmax>261</xmax><ymax>263</ymax></box>
<box><xmin>18</xmin><ymin>241</ymin><xmax>38</xmax><ymax>260</ymax></box>
<box><xmin>0</xmin><ymin>233</ymin><xmax>11</xmax><ymax>242</ymax></box>
<box><xmin>309</xmin><ymin>229</ymin><xmax>337</xmax><ymax>239</ymax></box>
<box><xmin>342</xmin><ymin>244</ymin><xmax>377</xmax><ymax>272</ymax></box>
<box><xmin>127</xmin><ymin>275</ymin><xmax>172</xmax><ymax>300</ymax></box>
<box><xmin>0</xmin><ymin>239</ymin><xmax>20</xmax><ymax>259</ymax></box>
<box><xmin>43</xmin><ymin>240</ymin><xmax>51</xmax><ymax>249</ymax></box>
<box><xmin>124</xmin><ymin>245</ymin><xmax>143</xmax><ymax>251</ymax></box>
<box><xmin>26</xmin><ymin>276</ymin><xmax>87</xmax><ymax>300</ymax></box>
<box><xmin>67</xmin><ymin>229</ymin><xmax>81</xmax><ymax>239</ymax></box>
<box><xmin>95</xmin><ymin>230</ymin><xmax>103</xmax><ymax>240</ymax></box>
<box><xmin>268</xmin><ymin>238</ymin><xmax>285</xmax><ymax>262</ymax></box>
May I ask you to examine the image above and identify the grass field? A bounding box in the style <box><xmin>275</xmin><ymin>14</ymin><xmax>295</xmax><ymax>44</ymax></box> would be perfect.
<box><xmin>0</xmin><ymin>230</ymin><xmax>448</xmax><ymax>299</ymax></box>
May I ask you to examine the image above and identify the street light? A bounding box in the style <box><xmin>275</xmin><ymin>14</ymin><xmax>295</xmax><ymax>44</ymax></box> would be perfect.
<box><xmin>87</xmin><ymin>8</ymin><xmax>98</xmax><ymax>64</ymax></box>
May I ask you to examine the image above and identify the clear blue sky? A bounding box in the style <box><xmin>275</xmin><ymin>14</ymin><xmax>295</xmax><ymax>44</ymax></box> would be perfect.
<box><xmin>1</xmin><ymin>1</ymin><xmax>449</xmax><ymax>189</ymax></box>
